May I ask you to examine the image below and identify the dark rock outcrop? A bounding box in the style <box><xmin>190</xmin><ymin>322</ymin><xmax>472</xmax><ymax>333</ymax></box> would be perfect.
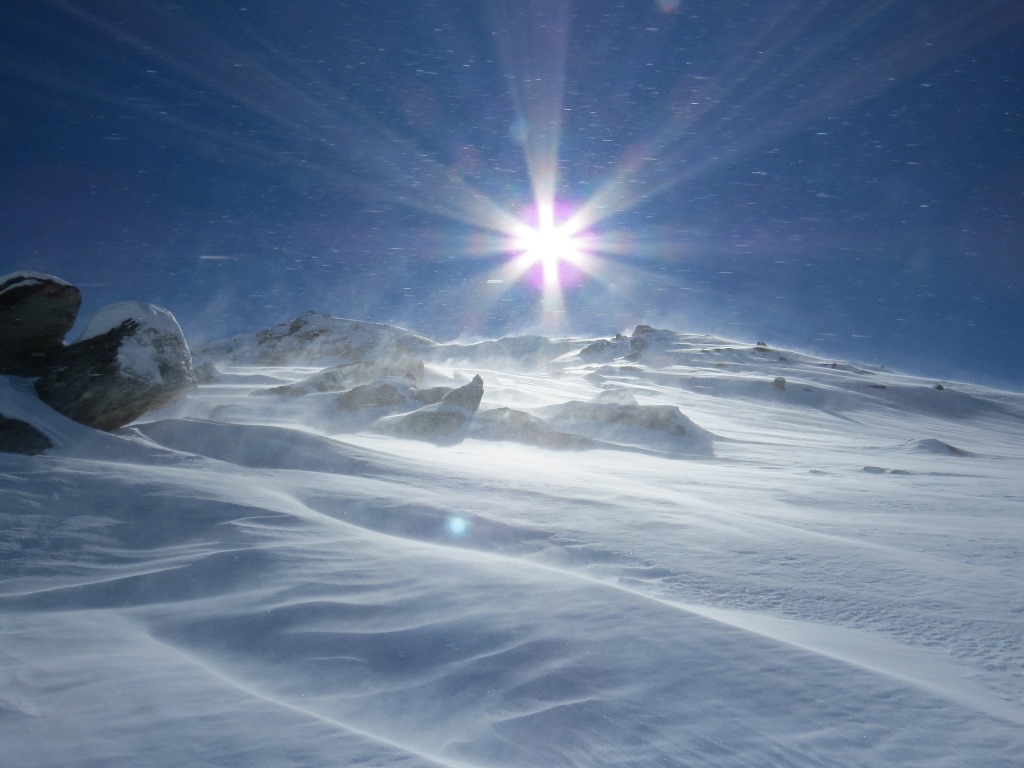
<box><xmin>471</xmin><ymin>407</ymin><xmax>595</xmax><ymax>450</ymax></box>
<box><xmin>579</xmin><ymin>334</ymin><xmax>630</xmax><ymax>363</ymax></box>
<box><xmin>35</xmin><ymin>303</ymin><xmax>196</xmax><ymax>432</ymax></box>
<box><xmin>0</xmin><ymin>272</ymin><xmax>82</xmax><ymax>376</ymax></box>
<box><xmin>376</xmin><ymin>374</ymin><xmax>484</xmax><ymax>444</ymax></box>
<box><xmin>625</xmin><ymin>325</ymin><xmax>653</xmax><ymax>361</ymax></box>
<box><xmin>263</xmin><ymin>358</ymin><xmax>424</xmax><ymax>396</ymax></box>
<box><xmin>337</xmin><ymin>381</ymin><xmax>410</xmax><ymax>410</ymax></box>
<box><xmin>410</xmin><ymin>385</ymin><xmax>453</xmax><ymax>405</ymax></box>
<box><xmin>0</xmin><ymin>414</ymin><xmax>53</xmax><ymax>455</ymax></box>
<box><xmin>193</xmin><ymin>360</ymin><xmax>221</xmax><ymax>384</ymax></box>
<box><xmin>438</xmin><ymin>374</ymin><xmax>484</xmax><ymax>412</ymax></box>
<box><xmin>536</xmin><ymin>400</ymin><xmax>715</xmax><ymax>455</ymax></box>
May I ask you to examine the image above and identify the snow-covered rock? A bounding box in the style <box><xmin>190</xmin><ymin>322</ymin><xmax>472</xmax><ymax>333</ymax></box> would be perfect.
<box><xmin>261</xmin><ymin>358</ymin><xmax>424</xmax><ymax>396</ymax></box>
<box><xmin>0</xmin><ymin>413</ymin><xmax>53</xmax><ymax>454</ymax></box>
<box><xmin>0</xmin><ymin>271</ymin><xmax>81</xmax><ymax>376</ymax></box>
<box><xmin>410</xmin><ymin>385</ymin><xmax>455</xmax><ymax>405</ymax></box>
<box><xmin>434</xmin><ymin>335</ymin><xmax>577</xmax><ymax>371</ymax></box>
<box><xmin>336</xmin><ymin>380</ymin><xmax>412</xmax><ymax>411</ymax></box>
<box><xmin>578</xmin><ymin>334</ymin><xmax>632</xmax><ymax>363</ymax></box>
<box><xmin>437</xmin><ymin>373</ymin><xmax>484</xmax><ymax>412</ymax></box>
<box><xmin>626</xmin><ymin>324</ymin><xmax>688</xmax><ymax>362</ymax></box>
<box><xmin>470</xmin><ymin>406</ymin><xmax>596</xmax><ymax>450</ymax></box>
<box><xmin>193</xmin><ymin>360</ymin><xmax>221</xmax><ymax>384</ymax></box>
<box><xmin>375</xmin><ymin>374</ymin><xmax>484</xmax><ymax>444</ymax></box>
<box><xmin>198</xmin><ymin>311</ymin><xmax>436</xmax><ymax>366</ymax></box>
<box><xmin>905</xmin><ymin>437</ymin><xmax>975</xmax><ymax>457</ymax></box>
<box><xmin>35</xmin><ymin>302</ymin><xmax>196</xmax><ymax>431</ymax></box>
<box><xmin>535</xmin><ymin>400</ymin><xmax>716</xmax><ymax>455</ymax></box>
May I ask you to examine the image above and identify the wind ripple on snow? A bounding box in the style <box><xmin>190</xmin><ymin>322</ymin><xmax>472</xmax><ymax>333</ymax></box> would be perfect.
<box><xmin>4</xmin><ymin>320</ymin><xmax>1024</xmax><ymax>767</ymax></box>
<box><xmin>134</xmin><ymin>418</ymin><xmax>382</xmax><ymax>475</ymax></box>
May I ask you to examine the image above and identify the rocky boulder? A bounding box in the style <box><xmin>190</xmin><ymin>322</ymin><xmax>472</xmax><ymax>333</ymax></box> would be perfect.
<box><xmin>578</xmin><ymin>334</ymin><xmax>631</xmax><ymax>363</ymax></box>
<box><xmin>625</xmin><ymin>324</ymin><xmax>657</xmax><ymax>360</ymax></box>
<box><xmin>470</xmin><ymin>407</ymin><xmax>595</xmax><ymax>450</ymax></box>
<box><xmin>35</xmin><ymin>302</ymin><xmax>197</xmax><ymax>432</ymax></box>
<box><xmin>437</xmin><ymin>374</ymin><xmax>484</xmax><ymax>412</ymax></box>
<box><xmin>375</xmin><ymin>374</ymin><xmax>484</xmax><ymax>445</ymax></box>
<box><xmin>337</xmin><ymin>380</ymin><xmax>411</xmax><ymax>411</ymax></box>
<box><xmin>535</xmin><ymin>400</ymin><xmax>715</xmax><ymax>455</ymax></box>
<box><xmin>199</xmin><ymin>311</ymin><xmax>436</xmax><ymax>366</ymax></box>
<box><xmin>410</xmin><ymin>385</ymin><xmax>454</xmax><ymax>405</ymax></box>
<box><xmin>0</xmin><ymin>414</ymin><xmax>53</xmax><ymax>455</ymax></box>
<box><xmin>263</xmin><ymin>358</ymin><xmax>424</xmax><ymax>396</ymax></box>
<box><xmin>432</xmin><ymin>336</ymin><xmax>573</xmax><ymax>371</ymax></box>
<box><xmin>0</xmin><ymin>272</ymin><xmax>82</xmax><ymax>376</ymax></box>
<box><xmin>193</xmin><ymin>360</ymin><xmax>221</xmax><ymax>384</ymax></box>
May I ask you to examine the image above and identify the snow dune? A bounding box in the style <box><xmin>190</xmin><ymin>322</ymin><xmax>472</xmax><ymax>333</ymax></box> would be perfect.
<box><xmin>2</xmin><ymin>321</ymin><xmax>1023</xmax><ymax>767</ymax></box>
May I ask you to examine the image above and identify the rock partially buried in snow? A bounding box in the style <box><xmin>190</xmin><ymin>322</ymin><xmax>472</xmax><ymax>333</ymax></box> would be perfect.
<box><xmin>625</xmin><ymin>324</ymin><xmax>683</xmax><ymax>363</ymax></box>
<box><xmin>193</xmin><ymin>360</ymin><xmax>221</xmax><ymax>384</ymax></box>
<box><xmin>0</xmin><ymin>272</ymin><xmax>82</xmax><ymax>376</ymax></box>
<box><xmin>410</xmin><ymin>385</ymin><xmax>454</xmax><ymax>405</ymax></box>
<box><xmin>261</xmin><ymin>358</ymin><xmax>424</xmax><ymax>396</ymax></box>
<box><xmin>375</xmin><ymin>374</ymin><xmax>484</xmax><ymax>445</ymax></box>
<box><xmin>578</xmin><ymin>334</ymin><xmax>631</xmax><ymax>363</ymax></box>
<box><xmin>199</xmin><ymin>311</ymin><xmax>436</xmax><ymax>366</ymax></box>
<box><xmin>535</xmin><ymin>400</ymin><xmax>715</xmax><ymax>455</ymax></box>
<box><xmin>437</xmin><ymin>374</ymin><xmax>484</xmax><ymax>412</ymax></box>
<box><xmin>432</xmin><ymin>335</ymin><xmax>574</xmax><ymax>371</ymax></box>
<box><xmin>336</xmin><ymin>380</ymin><xmax>411</xmax><ymax>410</ymax></box>
<box><xmin>471</xmin><ymin>407</ymin><xmax>596</xmax><ymax>450</ymax></box>
<box><xmin>905</xmin><ymin>438</ymin><xmax>975</xmax><ymax>457</ymax></box>
<box><xmin>0</xmin><ymin>414</ymin><xmax>53</xmax><ymax>454</ymax></box>
<box><xmin>35</xmin><ymin>302</ymin><xmax>196</xmax><ymax>432</ymax></box>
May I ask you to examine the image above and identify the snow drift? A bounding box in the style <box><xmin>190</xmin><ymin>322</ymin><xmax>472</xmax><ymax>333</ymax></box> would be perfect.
<box><xmin>2</xmin><ymin>315</ymin><xmax>1023</xmax><ymax>767</ymax></box>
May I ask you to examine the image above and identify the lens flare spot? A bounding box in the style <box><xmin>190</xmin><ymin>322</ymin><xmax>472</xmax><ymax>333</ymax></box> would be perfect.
<box><xmin>446</xmin><ymin>516</ymin><xmax>470</xmax><ymax>538</ymax></box>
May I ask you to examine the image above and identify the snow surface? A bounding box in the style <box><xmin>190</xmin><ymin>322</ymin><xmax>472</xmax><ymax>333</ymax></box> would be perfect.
<box><xmin>2</xmin><ymin>322</ymin><xmax>1023</xmax><ymax>767</ymax></box>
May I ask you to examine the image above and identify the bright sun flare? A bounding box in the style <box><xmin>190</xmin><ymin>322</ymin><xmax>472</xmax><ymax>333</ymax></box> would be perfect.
<box><xmin>512</xmin><ymin>219</ymin><xmax>585</xmax><ymax>288</ymax></box>
<box><xmin>492</xmin><ymin>202</ymin><xmax>598</xmax><ymax>329</ymax></box>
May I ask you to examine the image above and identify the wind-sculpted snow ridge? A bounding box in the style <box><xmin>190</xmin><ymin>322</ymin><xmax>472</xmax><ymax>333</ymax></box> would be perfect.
<box><xmin>197</xmin><ymin>311</ymin><xmax>436</xmax><ymax>366</ymax></box>
<box><xmin>3</xmin><ymin>316</ymin><xmax>1024</xmax><ymax>767</ymax></box>
<box><xmin>189</xmin><ymin>315</ymin><xmax>725</xmax><ymax>456</ymax></box>
<box><xmin>431</xmin><ymin>334</ymin><xmax>582</xmax><ymax>371</ymax></box>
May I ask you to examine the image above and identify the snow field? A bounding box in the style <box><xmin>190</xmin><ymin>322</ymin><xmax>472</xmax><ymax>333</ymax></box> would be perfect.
<box><xmin>2</xmin><ymin>327</ymin><xmax>1023</xmax><ymax>767</ymax></box>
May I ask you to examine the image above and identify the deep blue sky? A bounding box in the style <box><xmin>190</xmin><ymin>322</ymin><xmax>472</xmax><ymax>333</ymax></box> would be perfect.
<box><xmin>2</xmin><ymin>1</ymin><xmax>1022</xmax><ymax>389</ymax></box>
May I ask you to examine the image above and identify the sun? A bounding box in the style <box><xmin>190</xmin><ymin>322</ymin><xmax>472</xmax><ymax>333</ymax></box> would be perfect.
<box><xmin>488</xmin><ymin>202</ymin><xmax>596</xmax><ymax>329</ymax></box>
<box><xmin>512</xmin><ymin>220</ymin><xmax>584</xmax><ymax>286</ymax></box>
<box><xmin>507</xmin><ymin>201</ymin><xmax>590</xmax><ymax>291</ymax></box>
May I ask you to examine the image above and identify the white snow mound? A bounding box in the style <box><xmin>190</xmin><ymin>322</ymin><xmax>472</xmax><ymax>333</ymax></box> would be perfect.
<box><xmin>3</xmin><ymin>316</ymin><xmax>1024</xmax><ymax>768</ymax></box>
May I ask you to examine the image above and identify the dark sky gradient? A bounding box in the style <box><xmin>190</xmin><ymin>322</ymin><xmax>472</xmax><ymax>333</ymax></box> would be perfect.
<box><xmin>2</xmin><ymin>1</ymin><xmax>1022</xmax><ymax>388</ymax></box>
